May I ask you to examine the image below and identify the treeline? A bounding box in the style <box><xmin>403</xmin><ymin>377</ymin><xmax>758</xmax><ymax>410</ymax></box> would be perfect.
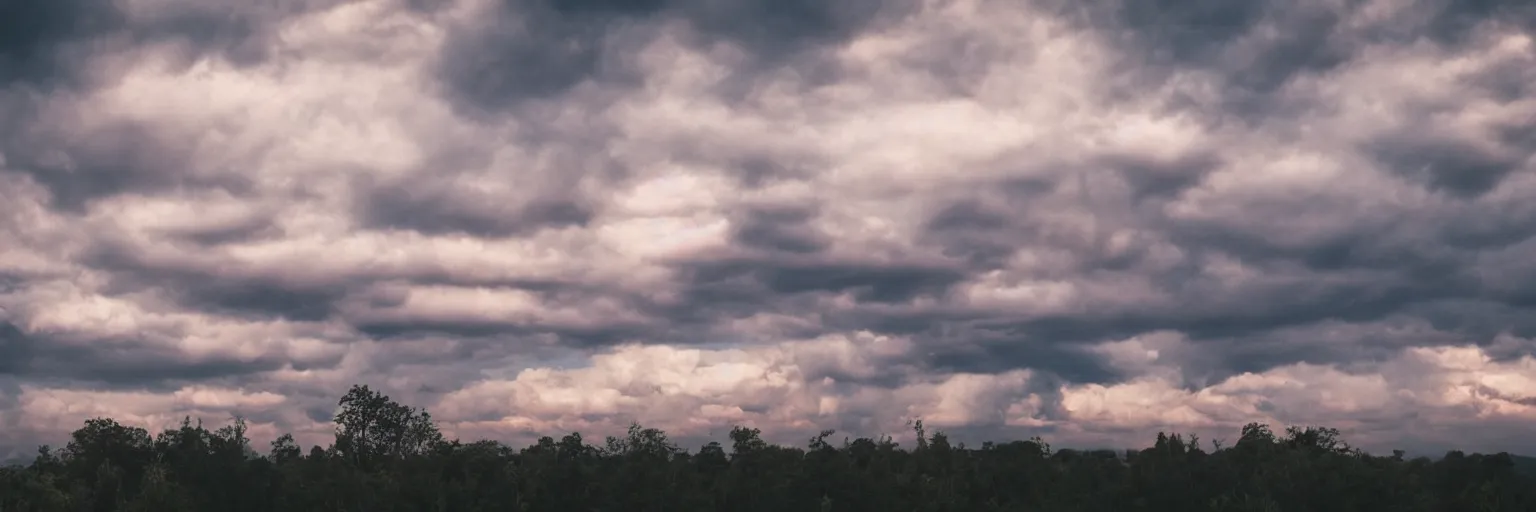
<box><xmin>2</xmin><ymin>385</ymin><xmax>1533</xmax><ymax>511</ymax></box>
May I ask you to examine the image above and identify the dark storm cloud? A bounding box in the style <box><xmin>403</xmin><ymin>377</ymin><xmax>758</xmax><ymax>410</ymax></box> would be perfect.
<box><xmin>928</xmin><ymin>338</ymin><xmax>1122</xmax><ymax>386</ymax></box>
<box><xmin>126</xmin><ymin>3</ymin><xmax>278</xmax><ymax>69</ymax></box>
<box><xmin>0</xmin><ymin>321</ymin><xmax>31</xmax><ymax>375</ymax></box>
<box><xmin>0</xmin><ymin>0</ymin><xmax>346</xmax><ymax>210</ymax></box>
<box><xmin>175</xmin><ymin>280</ymin><xmax>347</xmax><ymax>323</ymax></box>
<box><xmin>676</xmin><ymin>255</ymin><xmax>967</xmax><ymax>306</ymax></box>
<box><xmin>354</xmin><ymin>316</ymin><xmax>640</xmax><ymax>347</ymax></box>
<box><xmin>933</xmin><ymin>258</ymin><xmax>1473</xmax><ymax>368</ymax></box>
<box><xmin>917</xmin><ymin>178</ymin><xmax>1462</xmax><ymax>377</ymax></box>
<box><xmin>1107</xmin><ymin>0</ymin><xmax>1267</xmax><ymax>61</ymax></box>
<box><xmin>1369</xmin><ymin>133</ymin><xmax>1521</xmax><ymax>198</ymax></box>
<box><xmin>1404</xmin><ymin>300</ymin><xmax>1536</xmax><ymax>346</ymax></box>
<box><xmin>0</xmin><ymin>0</ymin><xmax>346</xmax><ymax>88</ymax></box>
<box><xmin>340</xmin><ymin>280</ymin><xmax>660</xmax><ymax>348</ymax></box>
<box><xmin>0</xmin><ymin>325</ymin><xmax>288</xmax><ymax>386</ymax></box>
<box><xmin>357</xmin><ymin>180</ymin><xmax>594</xmax><ymax>238</ymax></box>
<box><xmin>76</xmin><ymin>214</ymin><xmax>653</xmax><ymax>350</ymax></box>
<box><xmin>820</xmin><ymin>309</ymin><xmax>972</xmax><ymax>344</ymax></box>
<box><xmin>1129</xmin><ymin>0</ymin><xmax>1351</xmax><ymax>100</ymax></box>
<box><xmin>931</xmin><ymin>310</ymin><xmax>1359</xmax><ymax>382</ymax></box>
<box><xmin>4</xmin><ymin>0</ymin><xmax>1536</xmax><ymax>456</ymax></box>
<box><xmin>50</xmin><ymin>355</ymin><xmax>289</xmax><ymax>389</ymax></box>
<box><xmin>5</xmin><ymin>120</ymin><xmax>257</xmax><ymax>212</ymax></box>
<box><xmin>1165</xmin><ymin>213</ymin><xmax>1462</xmax><ymax>277</ymax></box>
<box><xmin>1099</xmin><ymin>151</ymin><xmax>1223</xmax><ymax>204</ymax></box>
<box><xmin>169</xmin><ymin>216</ymin><xmax>283</xmax><ymax>247</ymax></box>
<box><xmin>905</xmin><ymin>172</ymin><xmax>1533</xmax><ymax>382</ymax></box>
<box><xmin>730</xmin><ymin>156</ymin><xmax>808</xmax><ymax>188</ymax></box>
<box><xmin>920</xmin><ymin>178</ymin><xmax>1058</xmax><ymax>270</ymax></box>
<box><xmin>0</xmin><ymin>0</ymin><xmax>123</xmax><ymax>88</ymax></box>
<box><xmin>11</xmin><ymin>0</ymin><xmax>1527</xmax><ymax>394</ymax></box>
<box><xmin>1479</xmin><ymin>385</ymin><xmax>1536</xmax><ymax>407</ymax></box>
<box><xmin>434</xmin><ymin>4</ymin><xmax>637</xmax><ymax>112</ymax></box>
<box><xmin>676</xmin><ymin>0</ymin><xmax>912</xmax><ymax>63</ymax></box>
<box><xmin>0</xmin><ymin>0</ymin><xmax>131</xmax><ymax>210</ymax></box>
<box><xmin>434</xmin><ymin>0</ymin><xmax>913</xmax><ymax>112</ymax></box>
<box><xmin>81</xmin><ymin>239</ymin><xmax>348</xmax><ymax>322</ymax></box>
<box><xmin>927</xmin><ymin>201</ymin><xmax>1009</xmax><ymax>232</ymax></box>
<box><xmin>728</xmin><ymin>204</ymin><xmax>831</xmax><ymax>255</ymax></box>
<box><xmin>1418</xmin><ymin>0</ymin><xmax>1536</xmax><ymax>46</ymax></box>
<box><xmin>1365</xmin><ymin>52</ymin><xmax>1534</xmax><ymax>199</ymax></box>
<box><xmin>1079</xmin><ymin>0</ymin><xmax>1529</xmax><ymax>118</ymax></box>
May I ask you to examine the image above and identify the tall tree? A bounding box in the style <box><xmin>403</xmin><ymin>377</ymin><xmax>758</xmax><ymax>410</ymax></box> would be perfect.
<box><xmin>331</xmin><ymin>385</ymin><xmax>444</xmax><ymax>470</ymax></box>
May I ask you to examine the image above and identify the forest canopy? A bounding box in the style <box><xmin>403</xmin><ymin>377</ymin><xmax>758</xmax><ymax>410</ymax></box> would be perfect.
<box><xmin>2</xmin><ymin>384</ymin><xmax>1533</xmax><ymax>512</ymax></box>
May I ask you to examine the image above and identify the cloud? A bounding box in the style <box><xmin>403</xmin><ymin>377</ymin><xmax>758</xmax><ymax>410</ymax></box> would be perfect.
<box><xmin>1</xmin><ymin>0</ymin><xmax>1535</xmax><ymax>460</ymax></box>
<box><xmin>1054</xmin><ymin>334</ymin><xmax>1536</xmax><ymax>454</ymax></box>
<box><xmin>434</xmin><ymin>332</ymin><xmax>1046</xmax><ymax>446</ymax></box>
<box><xmin>432</xmin><ymin>0</ymin><xmax>915</xmax><ymax>112</ymax></box>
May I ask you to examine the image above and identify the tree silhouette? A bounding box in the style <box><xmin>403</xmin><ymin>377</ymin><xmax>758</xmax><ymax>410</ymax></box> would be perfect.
<box><xmin>2</xmin><ymin>383</ymin><xmax>1533</xmax><ymax>511</ymax></box>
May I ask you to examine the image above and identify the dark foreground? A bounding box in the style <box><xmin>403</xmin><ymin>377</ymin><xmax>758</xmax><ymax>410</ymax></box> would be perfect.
<box><xmin>3</xmin><ymin>385</ymin><xmax>1533</xmax><ymax>511</ymax></box>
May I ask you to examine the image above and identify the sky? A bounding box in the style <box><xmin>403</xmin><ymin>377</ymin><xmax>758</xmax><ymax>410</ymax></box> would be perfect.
<box><xmin>1</xmin><ymin>0</ymin><xmax>1534</xmax><ymax>461</ymax></box>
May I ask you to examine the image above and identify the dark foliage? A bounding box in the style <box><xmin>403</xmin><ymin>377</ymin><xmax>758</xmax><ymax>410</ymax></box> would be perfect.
<box><xmin>3</xmin><ymin>384</ymin><xmax>1533</xmax><ymax>511</ymax></box>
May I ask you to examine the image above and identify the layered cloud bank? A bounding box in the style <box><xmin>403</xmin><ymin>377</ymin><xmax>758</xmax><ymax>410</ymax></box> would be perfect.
<box><xmin>2</xmin><ymin>0</ymin><xmax>1535</xmax><ymax>459</ymax></box>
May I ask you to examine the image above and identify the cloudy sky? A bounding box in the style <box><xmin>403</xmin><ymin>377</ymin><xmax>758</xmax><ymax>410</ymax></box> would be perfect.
<box><xmin>2</xmin><ymin>0</ymin><xmax>1535</xmax><ymax>460</ymax></box>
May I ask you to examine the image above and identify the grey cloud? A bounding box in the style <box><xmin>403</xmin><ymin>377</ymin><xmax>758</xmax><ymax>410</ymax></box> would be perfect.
<box><xmin>6</xmin><ymin>120</ymin><xmax>257</xmax><ymax>212</ymax></box>
<box><xmin>1365</xmin><ymin>55</ymin><xmax>1535</xmax><ymax>199</ymax></box>
<box><xmin>905</xmin><ymin>189</ymin><xmax>1530</xmax><ymax>376</ymax></box>
<box><xmin>1079</xmin><ymin>0</ymin><xmax>1531</xmax><ymax>118</ymax></box>
<box><xmin>171</xmin><ymin>216</ymin><xmax>283</xmax><ymax>247</ymax></box>
<box><xmin>916</xmin><ymin>193</ymin><xmax>1479</xmax><ymax>352</ymax></box>
<box><xmin>1071</xmin><ymin>0</ymin><xmax>1349</xmax><ymax>117</ymax></box>
<box><xmin>1099</xmin><ymin>150</ymin><xmax>1223</xmax><ymax>204</ymax></box>
<box><xmin>403</xmin><ymin>0</ymin><xmax>458</xmax><ymax>14</ymax></box>
<box><xmin>45</xmin><ymin>354</ymin><xmax>288</xmax><ymax>389</ymax></box>
<box><xmin>731</xmin><ymin>156</ymin><xmax>810</xmax><ymax>188</ymax></box>
<box><xmin>1408</xmin><ymin>300</ymin><xmax>1536</xmax><ymax>344</ymax></box>
<box><xmin>336</xmin><ymin>274</ymin><xmax>655</xmax><ymax>344</ymax></box>
<box><xmin>354</xmin><ymin>315</ymin><xmax>641</xmax><ymax>347</ymax></box>
<box><xmin>0</xmin><ymin>0</ymin><xmax>123</xmax><ymax>89</ymax></box>
<box><xmin>929</xmin><ymin>340</ymin><xmax>1121</xmax><ymax>387</ymax></box>
<box><xmin>920</xmin><ymin>178</ymin><xmax>1059</xmax><ymax>269</ymax></box>
<box><xmin>358</xmin><ymin>180</ymin><xmax>595</xmax><ymax>237</ymax></box>
<box><xmin>0</xmin><ymin>326</ymin><xmax>290</xmax><ymax>386</ymax></box>
<box><xmin>802</xmin><ymin>309</ymin><xmax>1134</xmax><ymax>389</ymax></box>
<box><xmin>675</xmin><ymin>255</ymin><xmax>967</xmax><ymax>306</ymax></box>
<box><xmin>136</xmin><ymin>1</ymin><xmax>357</xmax><ymax>69</ymax></box>
<box><xmin>0</xmin><ymin>0</ymin><xmax>346</xmax><ymax>211</ymax></box>
<box><xmin>1106</xmin><ymin>0</ymin><xmax>1267</xmax><ymax>62</ymax></box>
<box><xmin>81</xmin><ymin>241</ymin><xmax>348</xmax><ymax>323</ymax></box>
<box><xmin>127</xmin><ymin>4</ymin><xmax>268</xmax><ymax>69</ymax></box>
<box><xmin>1419</xmin><ymin>0</ymin><xmax>1536</xmax><ymax>46</ymax></box>
<box><xmin>0</xmin><ymin>0</ymin><xmax>348</xmax><ymax>88</ymax></box>
<box><xmin>1478</xmin><ymin>385</ymin><xmax>1536</xmax><ymax>407</ymax></box>
<box><xmin>347</xmin><ymin>127</ymin><xmax>622</xmax><ymax>238</ymax></box>
<box><xmin>170</xmin><ymin>280</ymin><xmax>347</xmax><ymax>323</ymax></box>
<box><xmin>1369</xmin><ymin>133</ymin><xmax>1523</xmax><ymax>198</ymax></box>
<box><xmin>434</xmin><ymin>5</ymin><xmax>641</xmax><ymax>112</ymax></box>
<box><xmin>0</xmin><ymin>322</ymin><xmax>30</xmax><ymax>375</ymax></box>
<box><xmin>1056</xmin><ymin>272</ymin><xmax>1439</xmax><ymax>343</ymax></box>
<box><xmin>1483</xmin><ymin>333</ymin><xmax>1536</xmax><ymax>362</ymax></box>
<box><xmin>675</xmin><ymin>0</ymin><xmax>912</xmax><ymax>59</ymax></box>
<box><xmin>728</xmin><ymin>204</ymin><xmax>831</xmax><ymax>255</ymax></box>
<box><xmin>434</xmin><ymin>0</ymin><xmax>914</xmax><ymax>111</ymax></box>
<box><xmin>6</xmin><ymin>0</ymin><xmax>1536</xmax><ymax>457</ymax></box>
<box><xmin>820</xmin><ymin>309</ymin><xmax>970</xmax><ymax>341</ymax></box>
<box><xmin>1199</xmin><ymin>321</ymin><xmax>1444</xmax><ymax>383</ymax></box>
